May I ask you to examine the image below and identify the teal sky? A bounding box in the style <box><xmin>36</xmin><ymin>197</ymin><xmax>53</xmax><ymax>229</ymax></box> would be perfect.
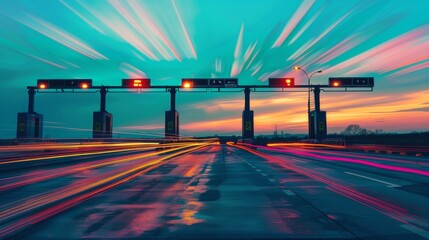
<box><xmin>1</xmin><ymin>0</ymin><xmax>428</xmax><ymax>138</ymax></box>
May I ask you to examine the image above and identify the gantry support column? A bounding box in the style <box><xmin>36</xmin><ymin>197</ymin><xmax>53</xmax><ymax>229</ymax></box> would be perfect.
<box><xmin>242</xmin><ymin>87</ymin><xmax>254</xmax><ymax>142</ymax></box>
<box><xmin>165</xmin><ymin>87</ymin><xmax>179</xmax><ymax>138</ymax></box>
<box><xmin>17</xmin><ymin>88</ymin><xmax>44</xmax><ymax>139</ymax></box>
<box><xmin>310</xmin><ymin>85</ymin><xmax>327</xmax><ymax>141</ymax></box>
<box><xmin>93</xmin><ymin>87</ymin><xmax>113</xmax><ymax>139</ymax></box>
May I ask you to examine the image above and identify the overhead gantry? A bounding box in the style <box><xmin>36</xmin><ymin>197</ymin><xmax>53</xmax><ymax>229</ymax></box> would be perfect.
<box><xmin>18</xmin><ymin>77</ymin><xmax>374</xmax><ymax>141</ymax></box>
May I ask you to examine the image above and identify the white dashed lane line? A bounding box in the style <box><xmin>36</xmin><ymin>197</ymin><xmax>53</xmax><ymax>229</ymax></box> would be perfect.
<box><xmin>345</xmin><ymin>172</ymin><xmax>401</xmax><ymax>188</ymax></box>
<box><xmin>401</xmin><ymin>224</ymin><xmax>429</xmax><ymax>239</ymax></box>
<box><xmin>282</xmin><ymin>190</ymin><xmax>296</xmax><ymax>196</ymax></box>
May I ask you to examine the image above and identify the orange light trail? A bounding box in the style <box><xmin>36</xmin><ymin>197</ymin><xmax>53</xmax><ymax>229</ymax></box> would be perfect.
<box><xmin>0</xmin><ymin>142</ymin><xmax>201</xmax><ymax>165</ymax></box>
<box><xmin>0</xmin><ymin>142</ymin><xmax>208</xmax><ymax>192</ymax></box>
<box><xmin>0</xmin><ymin>142</ymin><xmax>211</xmax><ymax>234</ymax></box>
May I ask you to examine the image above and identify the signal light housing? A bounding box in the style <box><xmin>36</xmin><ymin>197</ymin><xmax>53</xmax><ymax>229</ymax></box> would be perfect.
<box><xmin>122</xmin><ymin>78</ymin><xmax>151</xmax><ymax>88</ymax></box>
<box><xmin>181</xmin><ymin>78</ymin><xmax>238</xmax><ymax>88</ymax></box>
<box><xmin>268</xmin><ymin>78</ymin><xmax>295</xmax><ymax>87</ymax></box>
<box><xmin>37</xmin><ymin>79</ymin><xmax>92</xmax><ymax>89</ymax></box>
<box><xmin>329</xmin><ymin>77</ymin><xmax>374</xmax><ymax>87</ymax></box>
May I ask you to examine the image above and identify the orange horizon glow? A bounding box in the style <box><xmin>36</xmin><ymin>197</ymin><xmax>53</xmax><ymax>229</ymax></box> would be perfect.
<box><xmin>117</xmin><ymin>89</ymin><xmax>428</xmax><ymax>135</ymax></box>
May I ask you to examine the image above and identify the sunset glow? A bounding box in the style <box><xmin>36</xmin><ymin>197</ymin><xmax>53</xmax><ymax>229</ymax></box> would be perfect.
<box><xmin>0</xmin><ymin>0</ymin><xmax>428</xmax><ymax>138</ymax></box>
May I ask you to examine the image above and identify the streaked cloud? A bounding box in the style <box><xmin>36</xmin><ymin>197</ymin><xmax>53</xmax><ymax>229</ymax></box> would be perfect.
<box><xmin>14</xmin><ymin>14</ymin><xmax>107</xmax><ymax>60</ymax></box>
<box><xmin>272</xmin><ymin>0</ymin><xmax>315</xmax><ymax>47</ymax></box>
<box><xmin>171</xmin><ymin>0</ymin><xmax>197</xmax><ymax>59</ymax></box>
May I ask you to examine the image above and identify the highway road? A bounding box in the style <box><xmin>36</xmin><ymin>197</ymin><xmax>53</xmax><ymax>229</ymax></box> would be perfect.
<box><xmin>1</xmin><ymin>141</ymin><xmax>429</xmax><ymax>239</ymax></box>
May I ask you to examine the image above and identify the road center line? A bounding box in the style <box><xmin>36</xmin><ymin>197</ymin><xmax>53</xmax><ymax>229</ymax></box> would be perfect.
<box><xmin>261</xmin><ymin>173</ymin><xmax>268</xmax><ymax>176</ymax></box>
<box><xmin>282</xmin><ymin>190</ymin><xmax>295</xmax><ymax>196</ymax></box>
<box><xmin>268</xmin><ymin>178</ymin><xmax>276</xmax><ymax>182</ymax></box>
<box><xmin>345</xmin><ymin>172</ymin><xmax>401</xmax><ymax>188</ymax></box>
<box><xmin>401</xmin><ymin>224</ymin><xmax>429</xmax><ymax>239</ymax></box>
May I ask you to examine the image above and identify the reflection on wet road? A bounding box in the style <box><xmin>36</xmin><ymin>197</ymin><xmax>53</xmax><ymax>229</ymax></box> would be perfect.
<box><xmin>1</xmin><ymin>142</ymin><xmax>429</xmax><ymax>239</ymax></box>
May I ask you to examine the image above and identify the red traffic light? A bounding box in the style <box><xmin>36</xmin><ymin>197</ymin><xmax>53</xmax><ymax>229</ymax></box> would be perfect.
<box><xmin>268</xmin><ymin>78</ymin><xmax>295</xmax><ymax>87</ymax></box>
<box><xmin>37</xmin><ymin>79</ymin><xmax>92</xmax><ymax>89</ymax></box>
<box><xmin>122</xmin><ymin>78</ymin><xmax>151</xmax><ymax>88</ymax></box>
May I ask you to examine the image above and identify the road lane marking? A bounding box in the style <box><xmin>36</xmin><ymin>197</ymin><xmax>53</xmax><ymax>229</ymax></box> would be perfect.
<box><xmin>256</xmin><ymin>169</ymin><xmax>261</xmax><ymax>172</ymax></box>
<box><xmin>268</xmin><ymin>178</ymin><xmax>276</xmax><ymax>182</ymax></box>
<box><xmin>345</xmin><ymin>172</ymin><xmax>401</xmax><ymax>188</ymax></box>
<box><xmin>282</xmin><ymin>190</ymin><xmax>295</xmax><ymax>196</ymax></box>
<box><xmin>261</xmin><ymin>173</ymin><xmax>268</xmax><ymax>176</ymax></box>
<box><xmin>401</xmin><ymin>224</ymin><xmax>429</xmax><ymax>239</ymax></box>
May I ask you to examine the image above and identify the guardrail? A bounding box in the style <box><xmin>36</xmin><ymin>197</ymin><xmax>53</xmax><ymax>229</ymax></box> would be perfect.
<box><xmin>346</xmin><ymin>144</ymin><xmax>429</xmax><ymax>157</ymax></box>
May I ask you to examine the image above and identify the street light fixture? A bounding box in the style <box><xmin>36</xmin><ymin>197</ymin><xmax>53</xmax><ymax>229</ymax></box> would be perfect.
<box><xmin>294</xmin><ymin>66</ymin><xmax>323</xmax><ymax>139</ymax></box>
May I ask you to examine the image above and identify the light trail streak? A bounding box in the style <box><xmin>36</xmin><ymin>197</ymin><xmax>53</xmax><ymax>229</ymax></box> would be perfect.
<box><xmin>0</xmin><ymin>142</ymin><xmax>201</xmax><ymax>192</ymax></box>
<box><xmin>0</xmin><ymin>142</ymin><xmax>159</xmax><ymax>152</ymax></box>
<box><xmin>0</xmin><ymin>144</ymin><xmax>157</xmax><ymax>165</ymax></box>
<box><xmin>231</xmin><ymin>144</ymin><xmax>429</xmax><ymax>227</ymax></box>
<box><xmin>267</xmin><ymin>143</ymin><xmax>345</xmax><ymax>149</ymax></box>
<box><xmin>0</xmin><ymin>143</ymin><xmax>211</xmax><ymax>238</ymax></box>
<box><xmin>0</xmin><ymin>141</ymin><xmax>206</xmax><ymax>166</ymax></box>
<box><xmin>262</xmin><ymin>145</ymin><xmax>429</xmax><ymax>177</ymax></box>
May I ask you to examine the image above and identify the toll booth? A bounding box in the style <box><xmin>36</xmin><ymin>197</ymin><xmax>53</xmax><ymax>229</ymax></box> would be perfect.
<box><xmin>310</xmin><ymin>110</ymin><xmax>327</xmax><ymax>140</ymax></box>
<box><xmin>165</xmin><ymin>110</ymin><xmax>179</xmax><ymax>138</ymax></box>
<box><xmin>242</xmin><ymin>110</ymin><xmax>254</xmax><ymax>141</ymax></box>
<box><xmin>16</xmin><ymin>112</ymin><xmax>43</xmax><ymax>139</ymax></box>
<box><xmin>93</xmin><ymin>111</ymin><xmax>113</xmax><ymax>138</ymax></box>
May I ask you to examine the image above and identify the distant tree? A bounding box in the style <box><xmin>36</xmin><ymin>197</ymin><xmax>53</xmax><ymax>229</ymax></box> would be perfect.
<box><xmin>373</xmin><ymin>129</ymin><xmax>384</xmax><ymax>135</ymax></box>
<box><xmin>341</xmin><ymin>124</ymin><xmax>368</xmax><ymax>136</ymax></box>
